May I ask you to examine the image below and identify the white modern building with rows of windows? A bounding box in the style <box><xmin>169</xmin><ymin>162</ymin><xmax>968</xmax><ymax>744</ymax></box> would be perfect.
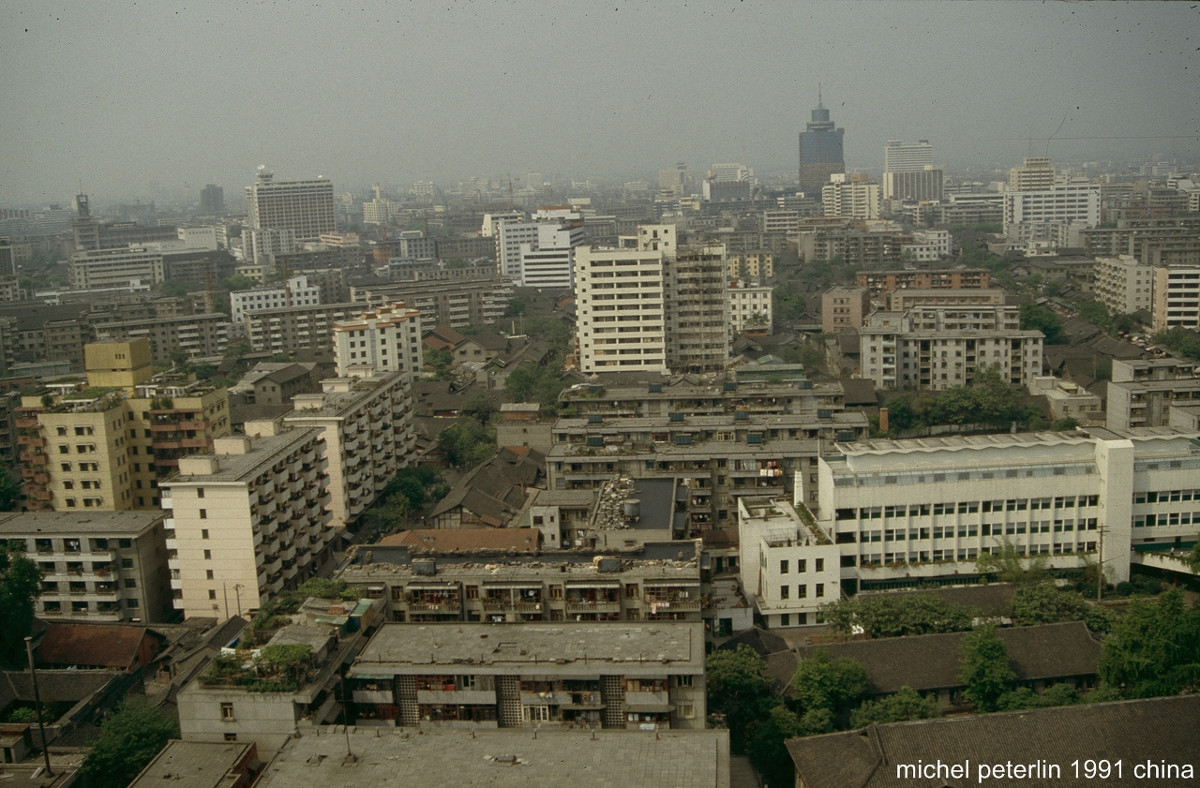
<box><xmin>736</xmin><ymin>428</ymin><xmax>1200</xmax><ymax>627</ymax></box>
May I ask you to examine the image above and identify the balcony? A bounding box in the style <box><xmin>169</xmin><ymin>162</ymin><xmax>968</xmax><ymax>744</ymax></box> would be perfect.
<box><xmin>565</xmin><ymin>600</ymin><xmax>621</xmax><ymax>614</ymax></box>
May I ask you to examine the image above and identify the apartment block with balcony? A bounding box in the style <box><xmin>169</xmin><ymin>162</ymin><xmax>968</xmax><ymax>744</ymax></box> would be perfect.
<box><xmin>855</xmin><ymin>268</ymin><xmax>991</xmax><ymax>296</ymax></box>
<box><xmin>346</xmin><ymin>622</ymin><xmax>705</xmax><ymax>731</ymax></box>
<box><xmin>1106</xmin><ymin>358</ymin><xmax>1200</xmax><ymax>429</ymax></box>
<box><xmin>351</xmin><ymin>276</ymin><xmax>513</xmax><ymax>330</ymax></box>
<box><xmin>859</xmin><ymin>306</ymin><xmax>1043</xmax><ymax>391</ymax></box>
<box><xmin>160</xmin><ymin>427</ymin><xmax>334</xmax><ymax>619</ymax></box>
<box><xmin>282</xmin><ymin>370</ymin><xmax>414</xmax><ymax>528</ymax></box>
<box><xmin>245</xmin><ymin>301</ymin><xmax>363</xmax><ymax>355</ymax></box>
<box><xmin>339</xmin><ymin>539</ymin><xmax>703</xmax><ymax>625</ymax></box>
<box><xmin>0</xmin><ymin>510</ymin><xmax>172</xmax><ymax>623</ymax></box>
<box><xmin>1152</xmin><ymin>265</ymin><xmax>1200</xmax><ymax>332</ymax></box>
<box><xmin>16</xmin><ymin>340</ymin><xmax>230</xmax><ymax>512</ymax></box>
<box><xmin>810</xmin><ymin>428</ymin><xmax>1200</xmax><ymax>596</ymax></box>
<box><xmin>547</xmin><ymin>409</ymin><xmax>868</xmax><ymax>543</ymax></box>
<box><xmin>1094</xmin><ymin>255</ymin><xmax>1154</xmax><ymax>316</ymax></box>
<box><xmin>331</xmin><ymin>302</ymin><xmax>423</xmax><ymax>378</ymax></box>
<box><xmin>558</xmin><ymin>376</ymin><xmax>848</xmax><ymax>420</ymax></box>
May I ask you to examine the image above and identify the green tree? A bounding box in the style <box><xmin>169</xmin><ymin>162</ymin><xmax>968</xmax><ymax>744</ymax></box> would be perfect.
<box><xmin>219</xmin><ymin>273</ymin><xmax>255</xmax><ymax>292</ymax></box>
<box><xmin>849</xmin><ymin>686</ymin><xmax>939</xmax><ymax>727</ymax></box>
<box><xmin>427</xmin><ymin>347</ymin><xmax>454</xmax><ymax>380</ymax></box>
<box><xmin>705</xmin><ymin>645</ymin><xmax>776</xmax><ymax>754</ymax></box>
<box><xmin>790</xmin><ymin>649</ymin><xmax>869</xmax><ymax>716</ymax></box>
<box><xmin>223</xmin><ymin>340</ymin><xmax>251</xmax><ymax>359</ymax></box>
<box><xmin>0</xmin><ymin>465</ymin><xmax>21</xmax><ymax>511</ymax></box>
<box><xmin>975</xmin><ymin>541</ymin><xmax>1047</xmax><ymax>585</ymax></box>
<box><xmin>0</xmin><ymin>543</ymin><xmax>41</xmax><ymax>667</ymax></box>
<box><xmin>820</xmin><ymin>593</ymin><xmax>976</xmax><ymax>639</ymax></box>
<box><xmin>504</xmin><ymin>297</ymin><xmax>527</xmax><ymax>317</ymax></box>
<box><xmin>462</xmin><ymin>393</ymin><xmax>498</xmax><ymax>426</ymax></box>
<box><xmin>81</xmin><ymin>699</ymin><xmax>179</xmax><ymax>788</ymax></box>
<box><xmin>1010</xmin><ymin>582</ymin><xmax>1112</xmax><ymax>632</ymax></box>
<box><xmin>1019</xmin><ymin>303</ymin><xmax>1065</xmax><ymax>344</ymax></box>
<box><xmin>1097</xmin><ymin>588</ymin><xmax>1200</xmax><ymax>698</ymax></box>
<box><xmin>747</xmin><ymin>705</ymin><xmax>803</xmax><ymax>788</ymax></box>
<box><xmin>957</xmin><ymin>626</ymin><xmax>1016</xmax><ymax>711</ymax></box>
<box><xmin>162</xmin><ymin>279</ymin><xmax>190</xmax><ymax>298</ymax></box>
<box><xmin>437</xmin><ymin>422</ymin><xmax>496</xmax><ymax>469</ymax></box>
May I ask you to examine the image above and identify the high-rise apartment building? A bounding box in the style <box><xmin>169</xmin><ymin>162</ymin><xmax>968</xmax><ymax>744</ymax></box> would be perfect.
<box><xmin>282</xmin><ymin>371</ymin><xmax>415</xmax><ymax>529</ymax></box>
<box><xmin>1008</xmin><ymin>157</ymin><xmax>1055</xmax><ymax>192</ymax></box>
<box><xmin>1094</xmin><ymin>255</ymin><xmax>1155</xmax><ymax>316</ymax></box>
<box><xmin>161</xmin><ymin>427</ymin><xmax>334</xmax><ymax>618</ymax></box>
<box><xmin>798</xmin><ymin>90</ymin><xmax>845</xmax><ymax>196</ymax></box>
<box><xmin>331</xmin><ymin>302</ymin><xmax>423</xmax><ymax>377</ymax></box>
<box><xmin>822</xmin><ymin>180</ymin><xmax>881</xmax><ymax>220</ymax></box>
<box><xmin>1152</xmin><ymin>265</ymin><xmax>1200</xmax><ymax>332</ymax></box>
<box><xmin>574</xmin><ymin>226</ymin><xmax>729</xmax><ymax>375</ymax></box>
<box><xmin>246</xmin><ymin>168</ymin><xmax>336</xmax><ymax>241</ymax></box>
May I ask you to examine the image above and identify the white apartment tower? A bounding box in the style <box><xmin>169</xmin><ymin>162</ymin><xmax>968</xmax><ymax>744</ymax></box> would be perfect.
<box><xmin>332</xmin><ymin>302</ymin><xmax>424</xmax><ymax>377</ymax></box>
<box><xmin>575</xmin><ymin>225</ymin><xmax>729</xmax><ymax>375</ymax></box>
<box><xmin>822</xmin><ymin>181</ymin><xmax>881</xmax><ymax>220</ymax></box>
<box><xmin>230</xmin><ymin>274</ymin><xmax>322</xmax><ymax>324</ymax></box>
<box><xmin>494</xmin><ymin>208</ymin><xmax>584</xmax><ymax>289</ymax></box>
<box><xmin>883</xmin><ymin>140</ymin><xmax>933</xmax><ymax>172</ymax></box>
<box><xmin>1094</xmin><ymin>255</ymin><xmax>1155</xmax><ymax>317</ymax></box>
<box><xmin>246</xmin><ymin>168</ymin><xmax>336</xmax><ymax>241</ymax></box>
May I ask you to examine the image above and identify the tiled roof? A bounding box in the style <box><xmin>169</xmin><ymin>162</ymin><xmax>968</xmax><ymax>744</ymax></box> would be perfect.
<box><xmin>787</xmin><ymin>621</ymin><xmax>1100</xmax><ymax>696</ymax></box>
<box><xmin>787</xmin><ymin>695</ymin><xmax>1200</xmax><ymax>788</ymax></box>
<box><xmin>36</xmin><ymin>623</ymin><xmax>159</xmax><ymax>670</ymax></box>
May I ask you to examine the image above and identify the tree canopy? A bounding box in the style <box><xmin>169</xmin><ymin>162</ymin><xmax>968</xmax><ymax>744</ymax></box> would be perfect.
<box><xmin>957</xmin><ymin>626</ymin><xmax>1016</xmax><ymax>712</ymax></box>
<box><xmin>882</xmin><ymin>370</ymin><xmax>1042</xmax><ymax>434</ymax></box>
<box><xmin>849</xmin><ymin>685</ymin><xmax>939</xmax><ymax>727</ymax></box>
<box><xmin>0</xmin><ymin>543</ymin><xmax>41</xmax><ymax>668</ymax></box>
<box><xmin>81</xmin><ymin>699</ymin><xmax>179</xmax><ymax>788</ymax></box>
<box><xmin>820</xmin><ymin>593</ymin><xmax>977</xmax><ymax>639</ymax></box>
<box><xmin>789</xmin><ymin>649</ymin><xmax>869</xmax><ymax>716</ymax></box>
<box><xmin>1097</xmin><ymin>589</ymin><xmax>1200</xmax><ymax>698</ymax></box>
<box><xmin>704</xmin><ymin>645</ymin><xmax>776</xmax><ymax>755</ymax></box>
<box><xmin>1019</xmin><ymin>303</ymin><xmax>1065</xmax><ymax>344</ymax></box>
<box><xmin>1009</xmin><ymin>581</ymin><xmax>1113</xmax><ymax>633</ymax></box>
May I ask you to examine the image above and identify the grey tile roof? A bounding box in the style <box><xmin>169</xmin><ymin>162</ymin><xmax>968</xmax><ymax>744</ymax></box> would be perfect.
<box><xmin>787</xmin><ymin>695</ymin><xmax>1200</xmax><ymax>788</ymax></box>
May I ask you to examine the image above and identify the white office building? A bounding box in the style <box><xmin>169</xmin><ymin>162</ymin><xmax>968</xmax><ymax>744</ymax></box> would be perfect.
<box><xmin>230</xmin><ymin>274</ymin><xmax>322</xmax><ymax>324</ymax></box>
<box><xmin>246</xmin><ymin>168</ymin><xmax>336</xmax><ymax>241</ymax></box>
<box><xmin>809</xmin><ymin>428</ymin><xmax>1200</xmax><ymax>596</ymax></box>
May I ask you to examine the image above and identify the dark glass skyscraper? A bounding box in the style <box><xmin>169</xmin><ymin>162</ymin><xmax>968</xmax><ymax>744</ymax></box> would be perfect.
<box><xmin>798</xmin><ymin>90</ymin><xmax>845</xmax><ymax>196</ymax></box>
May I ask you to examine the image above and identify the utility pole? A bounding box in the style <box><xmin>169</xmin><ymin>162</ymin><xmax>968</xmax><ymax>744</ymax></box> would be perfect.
<box><xmin>24</xmin><ymin>637</ymin><xmax>54</xmax><ymax>777</ymax></box>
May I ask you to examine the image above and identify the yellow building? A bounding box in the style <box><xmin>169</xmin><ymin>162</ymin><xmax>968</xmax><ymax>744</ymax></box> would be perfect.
<box><xmin>17</xmin><ymin>339</ymin><xmax>231</xmax><ymax>512</ymax></box>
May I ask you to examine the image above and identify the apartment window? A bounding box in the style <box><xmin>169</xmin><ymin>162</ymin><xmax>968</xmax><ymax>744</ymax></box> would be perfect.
<box><xmin>780</xmin><ymin>585</ymin><xmax>790</xmax><ymax>600</ymax></box>
<box><xmin>204</xmin><ymin>550</ymin><xmax>212</xmax><ymax>560</ymax></box>
<box><xmin>197</xmin><ymin>487</ymin><xmax>205</xmax><ymax>498</ymax></box>
<box><xmin>59</xmin><ymin>445</ymin><xmax>69</xmax><ymax>455</ymax></box>
<box><xmin>65</xmin><ymin>498</ymin><xmax>76</xmax><ymax>508</ymax></box>
<box><xmin>816</xmin><ymin>584</ymin><xmax>825</xmax><ymax>598</ymax></box>
<box><xmin>676</xmin><ymin>702</ymin><xmax>696</xmax><ymax>719</ymax></box>
<box><xmin>63</xmin><ymin>481</ymin><xmax>74</xmax><ymax>490</ymax></box>
<box><xmin>201</xmin><ymin>529</ymin><xmax>210</xmax><ymax>539</ymax></box>
<box><xmin>220</xmin><ymin>702</ymin><xmax>235</xmax><ymax>721</ymax></box>
<box><xmin>798</xmin><ymin>559</ymin><xmax>806</xmax><ymax>573</ymax></box>
<box><xmin>60</xmin><ymin>462</ymin><xmax>71</xmax><ymax>472</ymax></box>
<box><xmin>780</xmin><ymin>614</ymin><xmax>790</xmax><ymax>626</ymax></box>
<box><xmin>780</xmin><ymin>560</ymin><xmax>789</xmax><ymax>574</ymax></box>
<box><xmin>199</xmin><ymin>509</ymin><xmax>207</xmax><ymax>519</ymax></box>
<box><xmin>798</xmin><ymin>585</ymin><xmax>807</xmax><ymax>599</ymax></box>
<box><xmin>206</xmin><ymin>570</ymin><xmax>214</xmax><ymax>580</ymax></box>
<box><xmin>223</xmin><ymin>733</ymin><xmax>238</xmax><ymax>742</ymax></box>
<box><xmin>124</xmin><ymin>578</ymin><xmax>137</xmax><ymax>588</ymax></box>
<box><xmin>208</xmin><ymin>589</ymin><xmax>217</xmax><ymax>599</ymax></box>
<box><xmin>815</xmin><ymin>559</ymin><xmax>824</xmax><ymax>572</ymax></box>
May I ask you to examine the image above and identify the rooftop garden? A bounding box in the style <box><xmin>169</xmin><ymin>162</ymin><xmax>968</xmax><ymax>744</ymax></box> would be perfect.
<box><xmin>247</xmin><ymin>577</ymin><xmax>367</xmax><ymax>638</ymax></box>
<box><xmin>199</xmin><ymin>643</ymin><xmax>314</xmax><ymax>693</ymax></box>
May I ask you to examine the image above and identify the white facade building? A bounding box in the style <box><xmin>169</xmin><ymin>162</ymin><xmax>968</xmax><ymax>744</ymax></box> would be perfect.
<box><xmin>494</xmin><ymin>208</ymin><xmax>583</xmax><ymax>289</ymax></box>
<box><xmin>728</xmin><ymin>282</ymin><xmax>774</xmax><ymax>335</ymax></box>
<box><xmin>1094</xmin><ymin>255</ymin><xmax>1155</xmax><ymax>316</ymax></box>
<box><xmin>1003</xmin><ymin>180</ymin><xmax>1101</xmax><ymax>229</ymax></box>
<box><xmin>69</xmin><ymin>247</ymin><xmax>164</xmax><ymax>290</ymax></box>
<box><xmin>811</xmin><ymin>428</ymin><xmax>1200</xmax><ymax>595</ymax></box>
<box><xmin>860</xmin><ymin>306</ymin><xmax>1043</xmax><ymax>391</ymax></box>
<box><xmin>883</xmin><ymin>140</ymin><xmax>934</xmax><ymax>173</ymax></box>
<box><xmin>737</xmin><ymin>496</ymin><xmax>841</xmax><ymax>628</ymax></box>
<box><xmin>239</xmin><ymin>227</ymin><xmax>298</xmax><ymax>266</ymax></box>
<box><xmin>822</xmin><ymin>182</ymin><xmax>881</xmax><ymax>220</ymax></box>
<box><xmin>230</xmin><ymin>274</ymin><xmax>322</xmax><ymax>324</ymax></box>
<box><xmin>900</xmin><ymin>229</ymin><xmax>952</xmax><ymax>263</ymax></box>
<box><xmin>575</xmin><ymin>245</ymin><xmax>668</xmax><ymax>374</ymax></box>
<box><xmin>331</xmin><ymin>302</ymin><xmax>424</xmax><ymax>377</ymax></box>
<box><xmin>246</xmin><ymin>169</ymin><xmax>336</xmax><ymax>241</ymax></box>
<box><xmin>1152</xmin><ymin>265</ymin><xmax>1200</xmax><ymax>332</ymax></box>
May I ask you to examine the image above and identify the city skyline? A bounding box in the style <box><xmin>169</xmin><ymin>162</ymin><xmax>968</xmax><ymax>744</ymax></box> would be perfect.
<box><xmin>2</xmin><ymin>1</ymin><xmax>1198</xmax><ymax>205</ymax></box>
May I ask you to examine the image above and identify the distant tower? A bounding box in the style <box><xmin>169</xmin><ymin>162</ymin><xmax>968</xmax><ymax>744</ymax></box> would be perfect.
<box><xmin>245</xmin><ymin>167</ymin><xmax>335</xmax><ymax>241</ymax></box>
<box><xmin>200</xmin><ymin>184</ymin><xmax>224</xmax><ymax>215</ymax></box>
<box><xmin>798</xmin><ymin>87</ymin><xmax>845</xmax><ymax>197</ymax></box>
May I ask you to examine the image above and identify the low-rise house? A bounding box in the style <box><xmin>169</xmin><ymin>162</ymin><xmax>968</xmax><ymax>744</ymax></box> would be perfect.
<box><xmin>773</xmin><ymin>621</ymin><xmax>1101</xmax><ymax>712</ymax></box>
<box><xmin>427</xmin><ymin>447</ymin><xmax>544</xmax><ymax>529</ymax></box>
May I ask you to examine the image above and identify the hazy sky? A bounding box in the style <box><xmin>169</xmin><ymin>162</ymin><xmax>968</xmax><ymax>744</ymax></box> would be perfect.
<box><xmin>1</xmin><ymin>0</ymin><xmax>1197</xmax><ymax>205</ymax></box>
